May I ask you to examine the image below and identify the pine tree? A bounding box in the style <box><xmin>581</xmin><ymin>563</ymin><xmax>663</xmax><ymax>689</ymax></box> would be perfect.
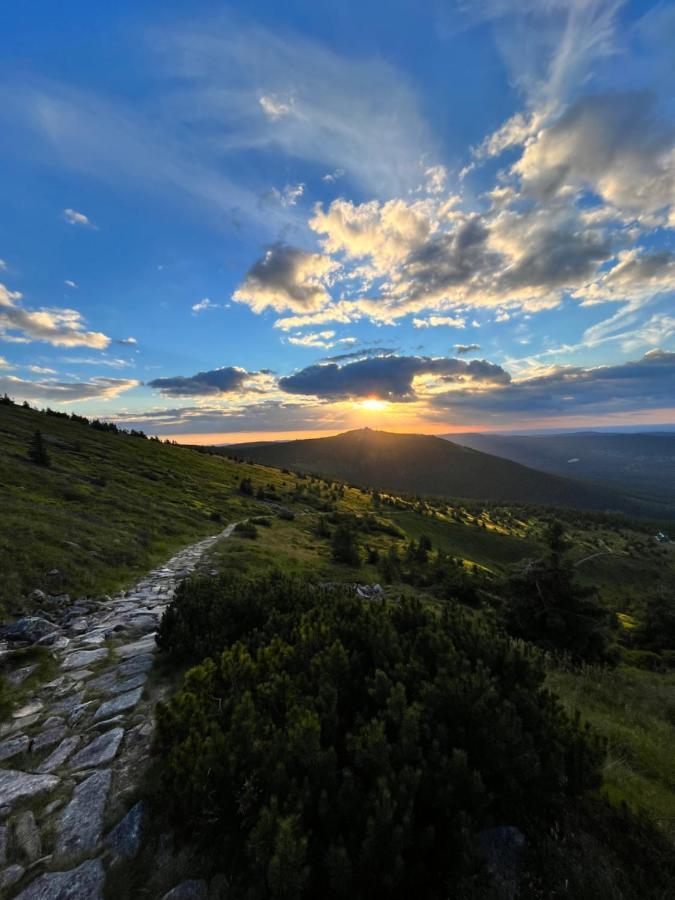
<box><xmin>28</xmin><ymin>430</ymin><xmax>50</xmax><ymax>467</ymax></box>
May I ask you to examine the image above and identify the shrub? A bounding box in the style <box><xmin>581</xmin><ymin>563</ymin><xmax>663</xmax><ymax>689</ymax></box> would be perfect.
<box><xmin>28</xmin><ymin>429</ymin><xmax>50</xmax><ymax>467</ymax></box>
<box><xmin>331</xmin><ymin>523</ymin><xmax>360</xmax><ymax>566</ymax></box>
<box><xmin>235</xmin><ymin>521</ymin><xmax>258</xmax><ymax>540</ymax></box>
<box><xmin>156</xmin><ymin>573</ymin><xmax>603</xmax><ymax>898</ymax></box>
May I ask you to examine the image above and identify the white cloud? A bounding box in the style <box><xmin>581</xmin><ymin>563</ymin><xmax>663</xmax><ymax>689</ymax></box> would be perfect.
<box><xmin>192</xmin><ymin>297</ymin><xmax>218</xmax><ymax>313</ymax></box>
<box><xmin>233</xmin><ymin>244</ymin><xmax>338</xmax><ymax>314</ymax></box>
<box><xmin>259</xmin><ymin>94</ymin><xmax>293</xmax><ymax>119</ymax></box>
<box><xmin>117</xmin><ymin>336</ymin><xmax>138</xmax><ymax>345</ymax></box>
<box><xmin>63</xmin><ymin>208</ymin><xmax>96</xmax><ymax>228</ymax></box>
<box><xmin>0</xmin><ymin>355</ymin><xmax>12</xmax><ymax>368</ymax></box>
<box><xmin>0</xmin><ymin>374</ymin><xmax>138</xmax><ymax>403</ymax></box>
<box><xmin>64</xmin><ymin>279</ymin><xmax>77</xmax><ymax>288</ymax></box>
<box><xmin>0</xmin><ymin>260</ymin><xmax>6</xmax><ymax>271</ymax></box>
<box><xmin>27</xmin><ymin>365</ymin><xmax>57</xmax><ymax>374</ymax></box>
<box><xmin>287</xmin><ymin>330</ymin><xmax>357</xmax><ymax>349</ymax></box>
<box><xmin>0</xmin><ymin>282</ymin><xmax>111</xmax><ymax>349</ymax></box>
<box><xmin>322</xmin><ymin>167</ymin><xmax>345</xmax><ymax>184</ymax></box>
<box><xmin>412</xmin><ymin>316</ymin><xmax>466</xmax><ymax>328</ymax></box>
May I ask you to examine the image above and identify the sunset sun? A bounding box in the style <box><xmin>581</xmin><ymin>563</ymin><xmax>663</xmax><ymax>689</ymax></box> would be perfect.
<box><xmin>360</xmin><ymin>398</ymin><xmax>388</xmax><ymax>411</ymax></box>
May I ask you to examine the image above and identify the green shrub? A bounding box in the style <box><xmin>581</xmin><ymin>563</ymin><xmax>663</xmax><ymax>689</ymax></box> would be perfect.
<box><xmin>235</xmin><ymin>521</ymin><xmax>258</xmax><ymax>540</ymax></box>
<box><xmin>155</xmin><ymin>573</ymin><xmax>603</xmax><ymax>898</ymax></box>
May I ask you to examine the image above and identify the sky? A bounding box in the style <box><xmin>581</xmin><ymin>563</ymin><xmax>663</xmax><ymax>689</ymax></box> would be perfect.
<box><xmin>0</xmin><ymin>0</ymin><xmax>673</xmax><ymax>442</ymax></box>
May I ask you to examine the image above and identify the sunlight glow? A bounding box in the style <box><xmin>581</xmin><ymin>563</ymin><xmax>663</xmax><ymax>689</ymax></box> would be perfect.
<box><xmin>360</xmin><ymin>398</ymin><xmax>388</xmax><ymax>411</ymax></box>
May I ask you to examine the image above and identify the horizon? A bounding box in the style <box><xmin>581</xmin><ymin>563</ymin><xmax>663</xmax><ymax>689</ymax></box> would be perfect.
<box><xmin>1</xmin><ymin>1</ymin><xmax>674</xmax><ymax>441</ymax></box>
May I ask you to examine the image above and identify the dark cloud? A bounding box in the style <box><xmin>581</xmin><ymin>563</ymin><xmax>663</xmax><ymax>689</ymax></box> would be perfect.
<box><xmin>319</xmin><ymin>346</ymin><xmax>399</xmax><ymax>364</ymax></box>
<box><xmin>232</xmin><ymin>243</ymin><xmax>335</xmax><ymax>313</ymax></box>
<box><xmin>454</xmin><ymin>343</ymin><xmax>481</xmax><ymax>354</ymax></box>
<box><xmin>0</xmin><ymin>375</ymin><xmax>138</xmax><ymax>403</ymax></box>
<box><xmin>429</xmin><ymin>350</ymin><xmax>675</xmax><ymax>422</ymax></box>
<box><xmin>147</xmin><ymin>367</ymin><xmax>252</xmax><ymax>397</ymax></box>
<box><xmin>279</xmin><ymin>354</ymin><xmax>510</xmax><ymax>401</ymax></box>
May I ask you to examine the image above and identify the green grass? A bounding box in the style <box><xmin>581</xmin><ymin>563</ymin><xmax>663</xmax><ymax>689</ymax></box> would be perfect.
<box><xmin>548</xmin><ymin>664</ymin><xmax>675</xmax><ymax>841</ymax></box>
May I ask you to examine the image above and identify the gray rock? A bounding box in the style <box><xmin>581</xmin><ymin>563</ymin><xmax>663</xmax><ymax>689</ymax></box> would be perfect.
<box><xmin>67</xmin><ymin>701</ymin><xmax>97</xmax><ymax>727</ymax></box>
<box><xmin>67</xmin><ymin>618</ymin><xmax>88</xmax><ymax>635</ymax></box>
<box><xmin>0</xmin><ymin>618</ymin><xmax>59</xmax><ymax>645</ymax></box>
<box><xmin>478</xmin><ymin>826</ymin><xmax>526</xmax><ymax>900</ymax></box>
<box><xmin>161</xmin><ymin>880</ymin><xmax>208</xmax><ymax>900</ymax></box>
<box><xmin>13</xmin><ymin>810</ymin><xmax>42</xmax><ymax>862</ymax></box>
<box><xmin>6</xmin><ymin>665</ymin><xmax>37</xmax><ymax>687</ymax></box>
<box><xmin>51</xmin><ymin>691</ymin><xmax>84</xmax><ymax>714</ymax></box>
<box><xmin>117</xmin><ymin>655</ymin><xmax>153</xmax><ymax>676</ymax></box>
<box><xmin>0</xmin><ymin>734</ymin><xmax>29</xmax><ymax>762</ymax></box>
<box><xmin>55</xmin><ymin>770</ymin><xmax>111</xmax><ymax>859</ymax></box>
<box><xmin>28</xmin><ymin>590</ymin><xmax>48</xmax><ymax>603</ymax></box>
<box><xmin>114</xmin><ymin>636</ymin><xmax>156</xmax><ymax>659</ymax></box>
<box><xmin>0</xmin><ymin>863</ymin><xmax>25</xmax><ymax>891</ymax></box>
<box><xmin>0</xmin><ymin>824</ymin><xmax>6</xmax><ymax>865</ymax></box>
<box><xmin>105</xmin><ymin>800</ymin><xmax>144</xmax><ymax>859</ymax></box>
<box><xmin>13</xmin><ymin>857</ymin><xmax>104</xmax><ymax>899</ymax></box>
<box><xmin>31</xmin><ymin>726</ymin><xmax>67</xmax><ymax>753</ymax></box>
<box><xmin>36</xmin><ymin>736</ymin><xmax>81</xmax><ymax>773</ymax></box>
<box><xmin>93</xmin><ymin>687</ymin><xmax>142</xmax><ymax>721</ymax></box>
<box><xmin>61</xmin><ymin>648</ymin><xmax>108</xmax><ymax>670</ymax></box>
<box><xmin>12</xmin><ymin>700</ymin><xmax>44</xmax><ymax>719</ymax></box>
<box><xmin>0</xmin><ymin>770</ymin><xmax>59</xmax><ymax>811</ymax></box>
<box><xmin>69</xmin><ymin>727</ymin><xmax>124</xmax><ymax>769</ymax></box>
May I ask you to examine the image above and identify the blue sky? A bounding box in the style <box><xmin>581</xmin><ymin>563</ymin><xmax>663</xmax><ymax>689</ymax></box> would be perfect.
<box><xmin>0</xmin><ymin>0</ymin><xmax>673</xmax><ymax>440</ymax></box>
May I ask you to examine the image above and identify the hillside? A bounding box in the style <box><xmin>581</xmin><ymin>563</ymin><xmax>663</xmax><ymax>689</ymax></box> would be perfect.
<box><xmin>224</xmin><ymin>427</ymin><xmax>664</xmax><ymax>516</ymax></box>
<box><xmin>446</xmin><ymin>431</ymin><xmax>675</xmax><ymax>504</ymax></box>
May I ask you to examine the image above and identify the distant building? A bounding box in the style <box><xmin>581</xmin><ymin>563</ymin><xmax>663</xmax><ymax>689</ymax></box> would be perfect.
<box><xmin>655</xmin><ymin>531</ymin><xmax>670</xmax><ymax>543</ymax></box>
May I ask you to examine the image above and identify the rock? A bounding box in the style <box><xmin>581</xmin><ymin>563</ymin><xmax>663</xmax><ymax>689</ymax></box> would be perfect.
<box><xmin>61</xmin><ymin>648</ymin><xmax>108</xmax><ymax>670</ymax></box>
<box><xmin>478</xmin><ymin>826</ymin><xmax>526</xmax><ymax>900</ymax></box>
<box><xmin>114</xmin><ymin>636</ymin><xmax>156</xmax><ymax>659</ymax></box>
<box><xmin>93</xmin><ymin>687</ymin><xmax>142</xmax><ymax>721</ymax></box>
<box><xmin>36</xmin><ymin>736</ymin><xmax>81</xmax><ymax>773</ymax></box>
<box><xmin>117</xmin><ymin>655</ymin><xmax>153</xmax><ymax>676</ymax></box>
<box><xmin>12</xmin><ymin>700</ymin><xmax>44</xmax><ymax>719</ymax></box>
<box><xmin>6</xmin><ymin>665</ymin><xmax>37</xmax><ymax>687</ymax></box>
<box><xmin>28</xmin><ymin>590</ymin><xmax>48</xmax><ymax>603</ymax></box>
<box><xmin>0</xmin><ymin>734</ymin><xmax>29</xmax><ymax>762</ymax></box>
<box><xmin>105</xmin><ymin>800</ymin><xmax>144</xmax><ymax>859</ymax></box>
<box><xmin>0</xmin><ymin>618</ymin><xmax>59</xmax><ymax>645</ymax></box>
<box><xmin>13</xmin><ymin>857</ymin><xmax>104</xmax><ymax>899</ymax></box>
<box><xmin>69</xmin><ymin>727</ymin><xmax>124</xmax><ymax>769</ymax></box>
<box><xmin>0</xmin><ymin>824</ymin><xmax>6</xmax><ymax>865</ymax></box>
<box><xmin>67</xmin><ymin>618</ymin><xmax>88</xmax><ymax>635</ymax></box>
<box><xmin>55</xmin><ymin>769</ymin><xmax>111</xmax><ymax>859</ymax></box>
<box><xmin>0</xmin><ymin>863</ymin><xmax>25</xmax><ymax>891</ymax></box>
<box><xmin>0</xmin><ymin>770</ymin><xmax>59</xmax><ymax>812</ymax></box>
<box><xmin>51</xmin><ymin>691</ymin><xmax>84</xmax><ymax>714</ymax></box>
<box><xmin>67</xmin><ymin>701</ymin><xmax>97</xmax><ymax>727</ymax></box>
<box><xmin>31</xmin><ymin>726</ymin><xmax>67</xmax><ymax>753</ymax></box>
<box><xmin>13</xmin><ymin>810</ymin><xmax>42</xmax><ymax>862</ymax></box>
<box><xmin>161</xmin><ymin>880</ymin><xmax>208</xmax><ymax>899</ymax></box>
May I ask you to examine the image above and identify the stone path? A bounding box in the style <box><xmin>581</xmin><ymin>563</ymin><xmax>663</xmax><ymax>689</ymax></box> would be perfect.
<box><xmin>0</xmin><ymin>524</ymin><xmax>238</xmax><ymax>899</ymax></box>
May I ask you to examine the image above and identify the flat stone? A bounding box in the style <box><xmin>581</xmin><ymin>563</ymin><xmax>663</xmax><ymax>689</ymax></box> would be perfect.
<box><xmin>93</xmin><ymin>687</ymin><xmax>142</xmax><ymax>721</ymax></box>
<box><xmin>13</xmin><ymin>700</ymin><xmax>44</xmax><ymax>719</ymax></box>
<box><xmin>67</xmin><ymin>701</ymin><xmax>97</xmax><ymax>727</ymax></box>
<box><xmin>0</xmin><ymin>770</ymin><xmax>59</xmax><ymax>812</ymax></box>
<box><xmin>61</xmin><ymin>648</ymin><xmax>108</xmax><ymax>670</ymax></box>
<box><xmin>13</xmin><ymin>857</ymin><xmax>104</xmax><ymax>899</ymax></box>
<box><xmin>13</xmin><ymin>810</ymin><xmax>42</xmax><ymax>862</ymax></box>
<box><xmin>31</xmin><ymin>726</ymin><xmax>67</xmax><ymax>753</ymax></box>
<box><xmin>67</xmin><ymin>618</ymin><xmax>88</xmax><ymax>635</ymax></box>
<box><xmin>0</xmin><ymin>734</ymin><xmax>29</xmax><ymax>762</ymax></box>
<box><xmin>55</xmin><ymin>770</ymin><xmax>111</xmax><ymax>859</ymax></box>
<box><xmin>0</xmin><ymin>863</ymin><xmax>25</xmax><ymax>891</ymax></box>
<box><xmin>69</xmin><ymin>727</ymin><xmax>124</xmax><ymax>769</ymax></box>
<box><xmin>105</xmin><ymin>800</ymin><xmax>144</xmax><ymax>859</ymax></box>
<box><xmin>161</xmin><ymin>880</ymin><xmax>208</xmax><ymax>899</ymax></box>
<box><xmin>51</xmin><ymin>691</ymin><xmax>84</xmax><ymax>714</ymax></box>
<box><xmin>36</xmin><ymin>737</ymin><xmax>81</xmax><ymax>773</ymax></box>
<box><xmin>117</xmin><ymin>655</ymin><xmax>153</xmax><ymax>676</ymax></box>
<box><xmin>114</xmin><ymin>636</ymin><xmax>156</xmax><ymax>659</ymax></box>
<box><xmin>6</xmin><ymin>665</ymin><xmax>37</xmax><ymax>687</ymax></box>
<box><xmin>0</xmin><ymin>618</ymin><xmax>59</xmax><ymax>645</ymax></box>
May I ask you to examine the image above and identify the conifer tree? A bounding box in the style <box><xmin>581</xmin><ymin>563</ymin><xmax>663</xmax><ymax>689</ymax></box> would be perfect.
<box><xmin>28</xmin><ymin>429</ymin><xmax>50</xmax><ymax>467</ymax></box>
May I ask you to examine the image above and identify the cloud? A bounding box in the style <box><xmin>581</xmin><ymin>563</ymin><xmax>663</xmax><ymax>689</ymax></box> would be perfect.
<box><xmin>63</xmin><ymin>208</ymin><xmax>96</xmax><ymax>228</ymax></box>
<box><xmin>260</xmin><ymin>183</ymin><xmax>305</xmax><ymax>209</ymax></box>
<box><xmin>147</xmin><ymin>366</ymin><xmax>259</xmax><ymax>397</ymax></box>
<box><xmin>0</xmin><ymin>282</ymin><xmax>111</xmax><ymax>348</ymax></box>
<box><xmin>0</xmin><ymin>355</ymin><xmax>12</xmax><ymax>368</ymax></box>
<box><xmin>428</xmin><ymin>349</ymin><xmax>675</xmax><ymax>422</ymax></box>
<box><xmin>279</xmin><ymin>354</ymin><xmax>510</xmax><ymax>401</ymax></box>
<box><xmin>413</xmin><ymin>316</ymin><xmax>466</xmax><ymax>329</ymax></box>
<box><xmin>322</xmin><ymin>168</ymin><xmax>345</xmax><ymax>184</ymax></box>
<box><xmin>454</xmin><ymin>343</ymin><xmax>481</xmax><ymax>354</ymax></box>
<box><xmin>259</xmin><ymin>94</ymin><xmax>293</xmax><ymax>119</ymax></box>
<box><xmin>287</xmin><ymin>331</ymin><xmax>357</xmax><ymax>350</ymax></box>
<box><xmin>27</xmin><ymin>365</ymin><xmax>57</xmax><ymax>374</ymax></box>
<box><xmin>0</xmin><ymin>260</ymin><xmax>6</xmax><ymax>271</ymax></box>
<box><xmin>192</xmin><ymin>297</ymin><xmax>218</xmax><ymax>313</ymax></box>
<box><xmin>319</xmin><ymin>346</ymin><xmax>400</xmax><ymax>364</ymax></box>
<box><xmin>117</xmin><ymin>336</ymin><xmax>138</xmax><ymax>345</ymax></box>
<box><xmin>0</xmin><ymin>375</ymin><xmax>138</xmax><ymax>403</ymax></box>
<box><xmin>64</xmin><ymin>279</ymin><xmax>77</xmax><ymax>288</ymax></box>
<box><xmin>233</xmin><ymin>243</ymin><xmax>338</xmax><ymax>314</ymax></box>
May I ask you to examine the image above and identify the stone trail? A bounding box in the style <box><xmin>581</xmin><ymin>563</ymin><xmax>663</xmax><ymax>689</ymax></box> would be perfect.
<box><xmin>0</xmin><ymin>524</ymin><xmax>237</xmax><ymax>898</ymax></box>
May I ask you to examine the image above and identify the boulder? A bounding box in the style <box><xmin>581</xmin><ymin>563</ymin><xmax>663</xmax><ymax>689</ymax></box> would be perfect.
<box><xmin>13</xmin><ymin>857</ymin><xmax>104</xmax><ymax>899</ymax></box>
<box><xmin>13</xmin><ymin>810</ymin><xmax>42</xmax><ymax>862</ymax></box>
<box><xmin>55</xmin><ymin>769</ymin><xmax>111</xmax><ymax>859</ymax></box>
<box><xmin>36</xmin><ymin>736</ymin><xmax>81</xmax><ymax>774</ymax></box>
<box><xmin>0</xmin><ymin>770</ymin><xmax>59</xmax><ymax>812</ymax></box>
<box><xmin>69</xmin><ymin>727</ymin><xmax>124</xmax><ymax>769</ymax></box>
<box><xmin>93</xmin><ymin>687</ymin><xmax>142</xmax><ymax>721</ymax></box>
<box><xmin>61</xmin><ymin>648</ymin><xmax>108</xmax><ymax>670</ymax></box>
<box><xmin>0</xmin><ymin>618</ymin><xmax>59</xmax><ymax>645</ymax></box>
<box><xmin>0</xmin><ymin>864</ymin><xmax>25</xmax><ymax>891</ymax></box>
<box><xmin>0</xmin><ymin>734</ymin><xmax>30</xmax><ymax>762</ymax></box>
<box><xmin>105</xmin><ymin>800</ymin><xmax>144</xmax><ymax>859</ymax></box>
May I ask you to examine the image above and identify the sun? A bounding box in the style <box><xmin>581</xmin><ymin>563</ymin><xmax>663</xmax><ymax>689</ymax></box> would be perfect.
<box><xmin>360</xmin><ymin>398</ymin><xmax>387</xmax><ymax>411</ymax></box>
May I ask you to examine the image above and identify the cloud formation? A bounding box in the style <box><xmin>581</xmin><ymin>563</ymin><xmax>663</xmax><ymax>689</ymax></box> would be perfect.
<box><xmin>147</xmin><ymin>366</ymin><xmax>258</xmax><ymax>397</ymax></box>
<box><xmin>0</xmin><ymin>283</ymin><xmax>111</xmax><ymax>348</ymax></box>
<box><xmin>233</xmin><ymin>244</ymin><xmax>338</xmax><ymax>314</ymax></box>
<box><xmin>63</xmin><ymin>208</ymin><xmax>96</xmax><ymax>228</ymax></box>
<box><xmin>279</xmin><ymin>355</ymin><xmax>510</xmax><ymax>401</ymax></box>
<box><xmin>0</xmin><ymin>374</ymin><xmax>138</xmax><ymax>403</ymax></box>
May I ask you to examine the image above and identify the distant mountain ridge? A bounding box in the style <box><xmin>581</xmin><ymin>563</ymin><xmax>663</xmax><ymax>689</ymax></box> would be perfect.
<box><xmin>223</xmin><ymin>428</ymin><xmax>672</xmax><ymax>517</ymax></box>
<box><xmin>444</xmin><ymin>431</ymin><xmax>675</xmax><ymax>504</ymax></box>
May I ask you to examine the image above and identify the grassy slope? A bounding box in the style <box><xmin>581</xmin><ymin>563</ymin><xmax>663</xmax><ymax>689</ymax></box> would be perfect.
<box><xmin>2</xmin><ymin>403</ymin><xmax>674</xmax><ymax>844</ymax></box>
<box><xmin>226</xmin><ymin>428</ymin><xmax>666</xmax><ymax>515</ymax></box>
